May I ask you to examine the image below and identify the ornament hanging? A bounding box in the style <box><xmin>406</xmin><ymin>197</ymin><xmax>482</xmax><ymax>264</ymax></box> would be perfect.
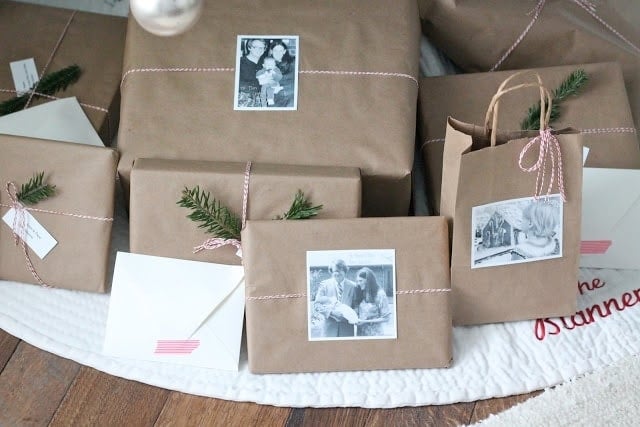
<box><xmin>130</xmin><ymin>0</ymin><xmax>203</xmax><ymax>37</ymax></box>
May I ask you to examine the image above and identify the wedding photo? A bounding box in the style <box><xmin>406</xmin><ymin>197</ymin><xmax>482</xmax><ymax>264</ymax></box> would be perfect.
<box><xmin>471</xmin><ymin>195</ymin><xmax>564</xmax><ymax>269</ymax></box>
<box><xmin>233</xmin><ymin>35</ymin><xmax>299</xmax><ymax>111</ymax></box>
<box><xmin>306</xmin><ymin>249</ymin><xmax>397</xmax><ymax>341</ymax></box>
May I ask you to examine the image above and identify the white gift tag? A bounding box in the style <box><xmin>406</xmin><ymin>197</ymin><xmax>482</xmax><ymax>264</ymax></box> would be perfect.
<box><xmin>9</xmin><ymin>58</ymin><xmax>39</xmax><ymax>95</ymax></box>
<box><xmin>2</xmin><ymin>208</ymin><xmax>57</xmax><ymax>259</ymax></box>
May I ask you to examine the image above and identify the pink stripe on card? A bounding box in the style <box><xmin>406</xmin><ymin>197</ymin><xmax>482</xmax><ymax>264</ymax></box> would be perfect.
<box><xmin>154</xmin><ymin>340</ymin><xmax>200</xmax><ymax>355</ymax></box>
<box><xmin>580</xmin><ymin>240</ymin><xmax>612</xmax><ymax>254</ymax></box>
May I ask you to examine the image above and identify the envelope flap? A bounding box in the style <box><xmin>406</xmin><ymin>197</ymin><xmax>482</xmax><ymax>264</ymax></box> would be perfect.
<box><xmin>107</xmin><ymin>252</ymin><xmax>245</xmax><ymax>340</ymax></box>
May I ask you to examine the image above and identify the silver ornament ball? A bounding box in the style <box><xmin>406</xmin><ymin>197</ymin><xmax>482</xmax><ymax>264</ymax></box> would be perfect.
<box><xmin>130</xmin><ymin>0</ymin><xmax>203</xmax><ymax>37</ymax></box>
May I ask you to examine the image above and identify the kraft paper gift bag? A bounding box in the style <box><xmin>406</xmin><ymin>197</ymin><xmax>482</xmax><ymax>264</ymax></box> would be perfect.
<box><xmin>118</xmin><ymin>0</ymin><xmax>420</xmax><ymax>217</ymax></box>
<box><xmin>0</xmin><ymin>1</ymin><xmax>126</xmax><ymax>144</ymax></box>
<box><xmin>419</xmin><ymin>63</ymin><xmax>640</xmax><ymax>214</ymax></box>
<box><xmin>130</xmin><ymin>159</ymin><xmax>361</xmax><ymax>266</ymax></box>
<box><xmin>0</xmin><ymin>135</ymin><xmax>118</xmax><ymax>292</ymax></box>
<box><xmin>417</xmin><ymin>0</ymin><xmax>640</xmax><ymax>127</ymax></box>
<box><xmin>242</xmin><ymin>217</ymin><xmax>452</xmax><ymax>374</ymax></box>
<box><xmin>441</xmin><ymin>74</ymin><xmax>583</xmax><ymax>325</ymax></box>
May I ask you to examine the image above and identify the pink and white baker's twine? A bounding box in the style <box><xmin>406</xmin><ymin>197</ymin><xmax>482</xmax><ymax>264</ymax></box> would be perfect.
<box><xmin>518</xmin><ymin>128</ymin><xmax>567</xmax><ymax>202</ymax></box>
<box><xmin>247</xmin><ymin>288</ymin><xmax>451</xmax><ymax>301</ymax></box>
<box><xmin>120</xmin><ymin>67</ymin><xmax>418</xmax><ymax>87</ymax></box>
<box><xmin>192</xmin><ymin>161</ymin><xmax>252</xmax><ymax>256</ymax></box>
<box><xmin>492</xmin><ymin>0</ymin><xmax>640</xmax><ymax>71</ymax></box>
<box><xmin>1</xmin><ymin>181</ymin><xmax>113</xmax><ymax>288</ymax></box>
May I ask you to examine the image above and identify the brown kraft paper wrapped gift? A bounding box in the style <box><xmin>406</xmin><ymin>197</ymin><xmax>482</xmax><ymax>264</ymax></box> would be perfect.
<box><xmin>242</xmin><ymin>217</ymin><xmax>452</xmax><ymax>373</ymax></box>
<box><xmin>118</xmin><ymin>0</ymin><xmax>420</xmax><ymax>217</ymax></box>
<box><xmin>417</xmin><ymin>0</ymin><xmax>640</xmax><ymax>126</ymax></box>
<box><xmin>441</xmin><ymin>76</ymin><xmax>583</xmax><ymax>325</ymax></box>
<box><xmin>130</xmin><ymin>159</ymin><xmax>361</xmax><ymax>266</ymax></box>
<box><xmin>420</xmin><ymin>63</ymin><xmax>639</xmax><ymax>214</ymax></box>
<box><xmin>0</xmin><ymin>135</ymin><xmax>118</xmax><ymax>292</ymax></box>
<box><xmin>0</xmin><ymin>1</ymin><xmax>126</xmax><ymax>144</ymax></box>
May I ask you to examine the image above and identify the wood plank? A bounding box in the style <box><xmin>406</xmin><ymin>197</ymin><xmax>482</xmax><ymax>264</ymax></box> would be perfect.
<box><xmin>155</xmin><ymin>392</ymin><xmax>292</xmax><ymax>426</ymax></box>
<box><xmin>366</xmin><ymin>403</ymin><xmax>476</xmax><ymax>427</ymax></box>
<box><xmin>50</xmin><ymin>367</ymin><xmax>170</xmax><ymax>426</ymax></box>
<box><xmin>0</xmin><ymin>342</ymin><xmax>80</xmax><ymax>426</ymax></box>
<box><xmin>0</xmin><ymin>330</ymin><xmax>20</xmax><ymax>372</ymax></box>
<box><xmin>468</xmin><ymin>391</ymin><xmax>542</xmax><ymax>424</ymax></box>
<box><xmin>296</xmin><ymin>408</ymin><xmax>372</xmax><ymax>426</ymax></box>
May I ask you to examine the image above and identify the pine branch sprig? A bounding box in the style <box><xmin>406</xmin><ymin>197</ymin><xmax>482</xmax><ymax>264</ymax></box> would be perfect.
<box><xmin>274</xmin><ymin>190</ymin><xmax>323</xmax><ymax>220</ymax></box>
<box><xmin>16</xmin><ymin>172</ymin><xmax>56</xmax><ymax>205</ymax></box>
<box><xmin>0</xmin><ymin>65</ymin><xmax>82</xmax><ymax>116</ymax></box>
<box><xmin>520</xmin><ymin>69</ymin><xmax>589</xmax><ymax>131</ymax></box>
<box><xmin>178</xmin><ymin>186</ymin><xmax>242</xmax><ymax>240</ymax></box>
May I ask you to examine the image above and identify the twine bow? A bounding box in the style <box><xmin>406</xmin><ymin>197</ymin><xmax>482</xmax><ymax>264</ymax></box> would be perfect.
<box><xmin>5</xmin><ymin>182</ymin><xmax>49</xmax><ymax>287</ymax></box>
<box><xmin>192</xmin><ymin>161</ymin><xmax>252</xmax><ymax>257</ymax></box>
<box><xmin>518</xmin><ymin>128</ymin><xmax>567</xmax><ymax>202</ymax></box>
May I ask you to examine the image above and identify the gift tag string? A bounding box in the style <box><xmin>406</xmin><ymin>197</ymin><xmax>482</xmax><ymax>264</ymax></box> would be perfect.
<box><xmin>2</xmin><ymin>181</ymin><xmax>114</xmax><ymax>288</ymax></box>
<box><xmin>518</xmin><ymin>128</ymin><xmax>567</xmax><ymax>202</ymax></box>
<box><xmin>193</xmin><ymin>161</ymin><xmax>252</xmax><ymax>256</ymax></box>
<box><xmin>24</xmin><ymin>11</ymin><xmax>76</xmax><ymax>110</ymax></box>
<box><xmin>492</xmin><ymin>0</ymin><xmax>640</xmax><ymax>71</ymax></box>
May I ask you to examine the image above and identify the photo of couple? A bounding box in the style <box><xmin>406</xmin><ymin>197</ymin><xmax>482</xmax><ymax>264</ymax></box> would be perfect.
<box><xmin>307</xmin><ymin>250</ymin><xmax>397</xmax><ymax>341</ymax></box>
<box><xmin>234</xmin><ymin>35</ymin><xmax>298</xmax><ymax>110</ymax></box>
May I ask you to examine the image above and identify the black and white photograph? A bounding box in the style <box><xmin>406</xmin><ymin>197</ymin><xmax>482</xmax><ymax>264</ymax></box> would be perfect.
<box><xmin>234</xmin><ymin>35</ymin><xmax>299</xmax><ymax>111</ymax></box>
<box><xmin>471</xmin><ymin>195</ymin><xmax>564</xmax><ymax>269</ymax></box>
<box><xmin>306</xmin><ymin>249</ymin><xmax>397</xmax><ymax>341</ymax></box>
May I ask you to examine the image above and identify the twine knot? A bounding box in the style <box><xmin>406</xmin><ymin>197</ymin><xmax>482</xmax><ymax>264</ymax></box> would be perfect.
<box><xmin>6</xmin><ymin>182</ymin><xmax>28</xmax><ymax>245</ymax></box>
<box><xmin>193</xmin><ymin>237</ymin><xmax>242</xmax><ymax>257</ymax></box>
<box><xmin>518</xmin><ymin>128</ymin><xmax>567</xmax><ymax>201</ymax></box>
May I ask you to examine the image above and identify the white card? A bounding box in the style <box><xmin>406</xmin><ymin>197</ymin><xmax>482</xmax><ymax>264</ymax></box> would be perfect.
<box><xmin>9</xmin><ymin>58</ymin><xmax>39</xmax><ymax>95</ymax></box>
<box><xmin>103</xmin><ymin>252</ymin><xmax>246</xmax><ymax>371</ymax></box>
<box><xmin>2</xmin><ymin>208</ymin><xmax>57</xmax><ymax>259</ymax></box>
<box><xmin>0</xmin><ymin>97</ymin><xmax>104</xmax><ymax>147</ymax></box>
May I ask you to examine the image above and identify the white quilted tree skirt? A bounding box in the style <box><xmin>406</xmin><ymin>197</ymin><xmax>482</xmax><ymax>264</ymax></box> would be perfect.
<box><xmin>1</xmin><ymin>205</ymin><xmax>640</xmax><ymax>407</ymax></box>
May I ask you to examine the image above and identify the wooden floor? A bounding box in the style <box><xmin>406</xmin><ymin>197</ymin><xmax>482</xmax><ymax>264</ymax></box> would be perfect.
<box><xmin>0</xmin><ymin>330</ymin><xmax>540</xmax><ymax>426</ymax></box>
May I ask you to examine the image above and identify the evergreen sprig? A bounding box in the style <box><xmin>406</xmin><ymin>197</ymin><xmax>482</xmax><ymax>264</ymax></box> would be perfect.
<box><xmin>178</xmin><ymin>186</ymin><xmax>242</xmax><ymax>241</ymax></box>
<box><xmin>520</xmin><ymin>69</ymin><xmax>589</xmax><ymax>131</ymax></box>
<box><xmin>16</xmin><ymin>172</ymin><xmax>56</xmax><ymax>205</ymax></box>
<box><xmin>274</xmin><ymin>190</ymin><xmax>323</xmax><ymax>220</ymax></box>
<box><xmin>0</xmin><ymin>65</ymin><xmax>82</xmax><ymax>116</ymax></box>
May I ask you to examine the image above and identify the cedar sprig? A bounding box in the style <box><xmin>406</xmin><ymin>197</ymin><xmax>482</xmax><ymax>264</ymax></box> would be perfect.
<box><xmin>178</xmin><ymin>186</ymin><xmax>242</xmax><ymax>240</ymax></box>
<box><xmin>16</xmin><ymin>172</ymin><xmax>56</xmax><ymax>205</ymax></box>
<box><xmin>520</xmin><ymin>69</ymin><xmax>589</xmax><ymax>131</ymax></box>
<box><xmin>274</xmin><ymin>190</ymin><xmax>323</xmax><ymax>220</ymax></box>
<box><xmin>0</xmin><ymin>65</ymin><xmax>82</xmax><ymax>116</ymax></box>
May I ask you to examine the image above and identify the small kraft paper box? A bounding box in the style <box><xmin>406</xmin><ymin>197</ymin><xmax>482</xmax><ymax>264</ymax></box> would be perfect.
<box><xmin>118</xmin><ymin>0</ymin><xmax>420</xmax><ymax>217</ymax></box>
<box><xmin>441</xmin><ymin>74</ymin><xmax>583</xmax><ymax>325</ymax></box>
<box><xmin>417</xmin><ymin>0</ymin><xmax>640</xmax><ymax>127</ymax></box>
<box><xmin>419</xmin><ymin>62</ymin><xmax>640</xmax><ymax>214</ymax></box>
<box><xmin>242</xmin><ymin>217</ymin><xmax>452</xmax><ymax>374</ymax></box>
<box><xmin>0</xmin><ymin>1</ymin><xmax>126</xmax><ymax>144</ymax></box>
<box><xmin>0</xmin><ymin>135</ymin><xmax>118</xmax><ymax>292</ymax></box>
<box><xmin>129</xmin><ymin>159</ymin><xmax>362</xmax><ymax>266</ymax></box>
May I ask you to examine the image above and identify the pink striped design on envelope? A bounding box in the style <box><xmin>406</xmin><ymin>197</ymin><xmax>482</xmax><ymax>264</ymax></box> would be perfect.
<box><xmin>154</xmin><ymin>340</ymin><xmax>200</xmax><ymax>355</ymax></box>
<box><xmin>580</xmin><ymin>240</ymin><xmax>613</xmax><ymax>254</ymax></box>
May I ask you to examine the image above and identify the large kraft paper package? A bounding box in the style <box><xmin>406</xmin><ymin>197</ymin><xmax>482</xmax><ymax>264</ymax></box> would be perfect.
<box><xmin>242</xmin><ymin>217</ymin><xmax>452</xmax><ymax>373</ymax></box>
<box><xmin>0</xmin><ymin>135</ymin><xmax>118</xmax><ymax>292</ymax></box>
<box><xmin>442</xmin><ymin>107</ymin><xmax>583</xmax><ymax>325</ymax></box>
<box><xmin>118</xmin><ymin>0</ymin><xmax>420</xmax><ymax>217</ymax></box>
<box><xmin>418</xmin><ymin>0</ymin><xmax>640</xmax><ymax>126</ymax></box>
<box><xmin>130</xmin><ymin>159</ymin><xmax>361</xmax><ymax>266</ymax></box>
<box><xmin>420</xmin><ymin>63</ymin><xmax>640</xmax><ymax>214</ymax></box>
<box><xmin>0</xmin><ymin>1</ymin><xmax>126</xmax><ymax>144</ymax></box>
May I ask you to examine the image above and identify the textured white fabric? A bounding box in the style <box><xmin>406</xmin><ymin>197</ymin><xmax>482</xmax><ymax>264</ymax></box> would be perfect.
<box><xmin>472</xmin><ymin>354</ymin><xmax>640</xmax><ymax>426</ymax></box>
<box><xmin>2</xmin><ymin>198</ymin><xmax>640</xmax><ymax>407</ymax></box>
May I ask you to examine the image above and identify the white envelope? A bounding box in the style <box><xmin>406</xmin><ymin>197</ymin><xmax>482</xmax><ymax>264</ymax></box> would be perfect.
<box><xmin>581</xmin><ymin>167</ymin><xmax>640</xmax><ymax>269</ymax></box>
<box><xmin>0</xmin><ymin>97</ymin><xmax>104</xmax><ymax>146</ymax></box>
<box><xmin>103</xmin><ymin>252</ymin><xmax>245</xmax><ymax>371</ymax></box>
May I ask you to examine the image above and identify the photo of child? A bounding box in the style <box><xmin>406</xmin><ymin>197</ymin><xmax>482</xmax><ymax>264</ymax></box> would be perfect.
<box><xmin>255</xmin><ymin>56</ymin><xmax>283</xmax><ymax>107</ymax></box>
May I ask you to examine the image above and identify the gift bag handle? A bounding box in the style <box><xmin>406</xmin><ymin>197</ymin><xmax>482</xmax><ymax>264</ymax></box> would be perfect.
<box><xmin>484</xmin><ymin>71</ymin><xmax>553</xmax><ymax>147</ymax></box>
